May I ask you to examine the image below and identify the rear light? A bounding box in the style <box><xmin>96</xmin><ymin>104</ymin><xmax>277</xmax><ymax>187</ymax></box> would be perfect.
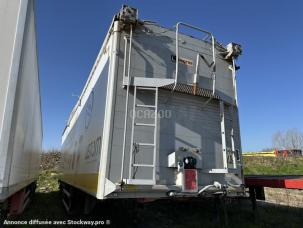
<box><xmin>183</xmin><ymin>169</ymin><xmax>198</xmax><ymax>192</ymax></box>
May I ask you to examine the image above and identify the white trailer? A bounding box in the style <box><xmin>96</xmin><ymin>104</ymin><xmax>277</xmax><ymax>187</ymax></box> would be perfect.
<box><xmin>0</xmin><ymin>0</ymin><xmax>42</xmax><ymax>215</ymax></box>
<box><xmin>60</xmin><ymin>5</ymin><xmax>244</xmax><ymax>212</ymax></box>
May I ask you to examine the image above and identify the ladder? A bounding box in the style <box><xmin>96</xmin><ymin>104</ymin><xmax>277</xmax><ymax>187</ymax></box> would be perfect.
<box><xmin>126</xmin><ymin>85</ymin><xmax>158</xmax><ymax>185</ymax></box>
<box><xmin>120</xmin><ymin>27</ymin><xmax>162</xmax><ymax>185</ymax></box>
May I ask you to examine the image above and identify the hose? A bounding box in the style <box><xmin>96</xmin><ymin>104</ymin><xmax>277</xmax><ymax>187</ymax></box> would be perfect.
<box><xmin>198</xmin><ymin>181</ymin><xmax>222</xmax><ymax>195</ymax></box>
<box><xmin>167</xmin><ymin>182</ymin><xmax>225</xmax><ymax>197</ymax></box>
<box><xmin>226</xmin><ymin>181</ymin><xmax>244</xmax><ymax>188</ymax></box>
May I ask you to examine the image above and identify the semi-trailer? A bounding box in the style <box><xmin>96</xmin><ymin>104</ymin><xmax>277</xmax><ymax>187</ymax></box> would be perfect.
<box><xmin>59</xmin><ymin>5</ymin><xmax>244</xmax><ymax>213</ymax></box>
<box><xmin>0</xmin><ymin>0</ymin><xmax>42</xmax><ymax>216</ymax></box>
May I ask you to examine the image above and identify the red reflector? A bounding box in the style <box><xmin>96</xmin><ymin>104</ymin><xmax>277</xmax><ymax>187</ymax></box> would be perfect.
<box><xmin>184</xmin><ymin>169</ymin><xmax>198</xmax><ymax>191</ymax></box>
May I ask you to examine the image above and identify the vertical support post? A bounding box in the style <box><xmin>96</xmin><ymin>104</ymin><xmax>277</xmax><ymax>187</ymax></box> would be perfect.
<box><xmin>121</xmin><ymin>26</ymin><xmax>133</xmax><ymax>182</ymax></box>
<box><xmin>232</xmin><ymin>58</ymin><xmax>238</xmax><ymax>107</ymax></box>
<box><xmin>211</xmin><ymin>36</ymin><xmax>216</xmax><ymax>96</ymax></box>
<box><xmin>129</xmin><ymin>85</ymin><xmax>137</xmax><ymax>179</ymax></box>
<box><xmin>231</xmin><ymin>131</ymin><xmax>236</xmax><ymax>168</ymax></box>
<box><xmin>193</xmin><ymin>53</ymin><xmax>199</xmax><ymax>95</ymax></box>
<box><xmin>228</xmin><ymin>57</ymin><xmax>238</xmax><ymax>168</ymax></box>
<box><xmin>152</xmin><ymin>88</ymin><xmax>158</xmax><ymax>183</ymax></box>
<box><xmin>220</xmin><ymin>101</ymin><xmax>227</xmax><ymax>169</ymax></box>
<box><xmin>213</xmin><ymin>195</ymin><xmax>228</xmax><ymax>226</ymax></box>
<box><xmin>249</xmin><ymin>187</ymin><xmax>257</xmax><ymax>211</ymax></box>
<box><xmin>173</xmin><ymin>24</ymin><xmax>180</xmax><ymax>91</ymax></box>
<box><xmin>214</xmin><ymin>195</ymin><xmax>220</xmax><ymax>223</ymax></box>
<box><xmin>250</xmin><ymin>186</ymin><xmax>262</xmax><ymax>222</ymax></box>
<box><xmin>122</xmin><ymin>37</ymin><xmax>128</xmax><ymax>79</ymax></box>
<box><xmin>220</xmin><ymin>196</ymin><xmax>229</xmax><ymax>227</ymax></box>
<box><xmin>229</xmin><ymin>105</ymin><xmax>236</xmax><ymax>168</ymax></box>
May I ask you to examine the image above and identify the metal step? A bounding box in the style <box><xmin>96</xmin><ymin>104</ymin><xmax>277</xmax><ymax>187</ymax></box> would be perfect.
<box><xmin>137</xmin><ymin>143</ymin><xmax>155</xmax><ymax>147</ymax></box>
<box><xmin>124</xmin><ymin>179</ymin><xmax>155</xmax><ymax>185</ymax></box>
<box><xmin>137</xmin><ymin>87</ymin><xmax>157</xmax><ymax>91</ymax></box>
<box><xmin>122</xmin><ymin>77</ymin><xmax>175</xmax><ymax>87</ymax></box>
<box><xmin>136</xmin><ymin>104</ymin><xmax>156</xmax><ymax>108</ymax></box>
<box><xmin>135</xmin><ymin>123</ymin><xmax>155</xmax><ymax>127</ymax></box>
<box><xmin>203</xmin><ymin>168</ymin><xmax>228</xmax><ymax>174</ymax></box>
<box><xmin>133</xmin><ymin>163</ymin><xmax>154</xmax><ymax>167</ymax></box>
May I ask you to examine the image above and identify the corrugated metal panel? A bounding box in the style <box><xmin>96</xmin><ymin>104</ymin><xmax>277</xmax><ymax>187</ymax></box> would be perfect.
<box><xmin>109</xmin><ymin>86</ymin><xmax>240</xmax><ymax>185</ymax></box>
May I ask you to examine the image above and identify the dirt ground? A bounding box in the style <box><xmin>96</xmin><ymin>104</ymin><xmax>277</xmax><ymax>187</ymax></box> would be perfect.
<box><xmin>5</xmin><ymin>152</ymin><xmax>303</xmax><ymax>227</ymax></box>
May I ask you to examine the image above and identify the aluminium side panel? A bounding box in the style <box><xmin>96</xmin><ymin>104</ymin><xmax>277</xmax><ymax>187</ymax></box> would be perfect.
<box><xmin>8</xmin><ymin>0</ymin><xmax>42</xmax><ymax>189</ymax></box>
<box><xmin>0</xmin><ymin>0</ymin><xmax>42</xmax><ymax>201</ymax></box>
<box><xmin>60</xmin><ymin>35</ymin><xmax>112</xmax><ymax>197</ymax></box>
<box><xmin>0</xmin><ymin>0</ymin><xmax>22</xmax><ymax>134</ymax></box>
<box><xmin>0</xmin><ymin>0</ymin><xmax>27</xmax><ymax>191</ymax></box>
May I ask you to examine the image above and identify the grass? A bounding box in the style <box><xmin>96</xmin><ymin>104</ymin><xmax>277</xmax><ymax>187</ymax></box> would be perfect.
<box><xmin>243</xmin><ymin>156</ymin><xmax>303</xmax><ymax>175</ymax></box>
<box><xmin>36</xmin><ymin>151</ymin><xmax>61</xmax><ymax>193</ymax></box>
<box><xmin>37</xmin><ymin>169</ymin><xmax>60</xmax><ymax>193</ymax></box>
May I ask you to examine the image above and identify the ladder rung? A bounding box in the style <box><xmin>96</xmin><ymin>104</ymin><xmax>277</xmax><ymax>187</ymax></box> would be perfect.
<box><xmin>137</xmin><ymin>143</ymin><xmax>155</xmax><ymax>147</ymax></box>
<box><xmin>136</xmin><ymin>104</ymin><xmax>156</xmax><ymax>108</ymax></box>
<box><xmin>135</xmin><ymin>123</ymin><xmax>155</xmax><ymax>127</ymax></box>
<box><xmin>124</xmin><ymin>179</ymin><xmax>155</xmax><ymax>185</ymax></box>
<box><xmin>137</xmin><ymin>87</ymin><xmax>157</xmax><ymax>91</ymax></box>
<box><xmin>133</xmin><ymin>164</ymin><xmax>154</xmax><ymax>167</ymax></box>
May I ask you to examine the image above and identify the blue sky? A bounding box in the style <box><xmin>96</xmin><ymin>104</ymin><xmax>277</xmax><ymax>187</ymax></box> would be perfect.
<box><xmin>36</xmin><ymin>0</ymin><xmax>303</xmax><ymax>151</ymax></box>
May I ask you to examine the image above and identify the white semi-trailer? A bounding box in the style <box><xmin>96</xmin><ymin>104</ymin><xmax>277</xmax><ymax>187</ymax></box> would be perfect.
<box><xmin>0</xmin><ymin>0</ymin><xmax>42</xmax><ymax>215</ymax></box>
<box><xmin>60</xmin><ymin>5</ymin><xmax>244</xmax><ymax>213</ymax></box>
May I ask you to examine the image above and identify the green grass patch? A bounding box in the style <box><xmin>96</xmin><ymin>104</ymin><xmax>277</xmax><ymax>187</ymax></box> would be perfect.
<box><xmin>243</xmin><ymin>156</ymin><xmax>303</xmax><ymax>175</ymax></box>
<box><xmin>36</xmin><ymin>169</ymin><xmax>60</xmax><ymax>193</ymax></box>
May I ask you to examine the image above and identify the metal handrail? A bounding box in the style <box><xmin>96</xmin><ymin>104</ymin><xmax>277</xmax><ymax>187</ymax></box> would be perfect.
<box><xmin>173</xmin><ymin>22</ymin><xmax>216</xmax><ymax>98</ymax></box>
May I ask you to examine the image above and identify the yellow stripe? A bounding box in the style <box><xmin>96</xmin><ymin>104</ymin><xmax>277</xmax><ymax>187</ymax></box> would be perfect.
<box><xmin>243</xmin><ymin>150</ymin><xmax>276</xmax><ymax>157</ymax></box>
<box><xmin>59</xmin><ymin>173</ymin><xmax>99</xmax><ymax>194</ymax></box>
<box><xmin>243</xmin><ymin>154</ymin><xmax>276</xmax><ymax>157</ymax></box>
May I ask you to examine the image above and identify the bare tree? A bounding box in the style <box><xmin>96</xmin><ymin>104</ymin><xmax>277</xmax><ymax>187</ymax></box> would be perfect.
<box><xmin>272</xmin><ymin>129</ymin><xmax>303</xmax><ymax>150</ymax></box>
<box><xmin>285</xmin><ymin>129</ymin><xmax>303</xmax><ymax>149</ymax></box>
<box><xmin>272</xmin><ymin>131</ymin><xmax>285</xmax><ymax>149</ymax></box>
<box><xmin>261</xmin><ymin>147</ymin><xmax>275</xmax><ymax>152</ymax></box>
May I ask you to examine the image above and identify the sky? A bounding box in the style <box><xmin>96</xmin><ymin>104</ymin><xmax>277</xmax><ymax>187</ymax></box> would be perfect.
<box><xmin>35</xmin><ymin>0</ymin><xmax>303</xmax><ymax>151</ymax></box>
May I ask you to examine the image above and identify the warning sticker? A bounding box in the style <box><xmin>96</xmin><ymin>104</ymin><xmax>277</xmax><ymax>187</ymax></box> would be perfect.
<box><xmin>171</xmin><ymin>55</ymin><xmax>193</xmax><ymax>66</ymax></box>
